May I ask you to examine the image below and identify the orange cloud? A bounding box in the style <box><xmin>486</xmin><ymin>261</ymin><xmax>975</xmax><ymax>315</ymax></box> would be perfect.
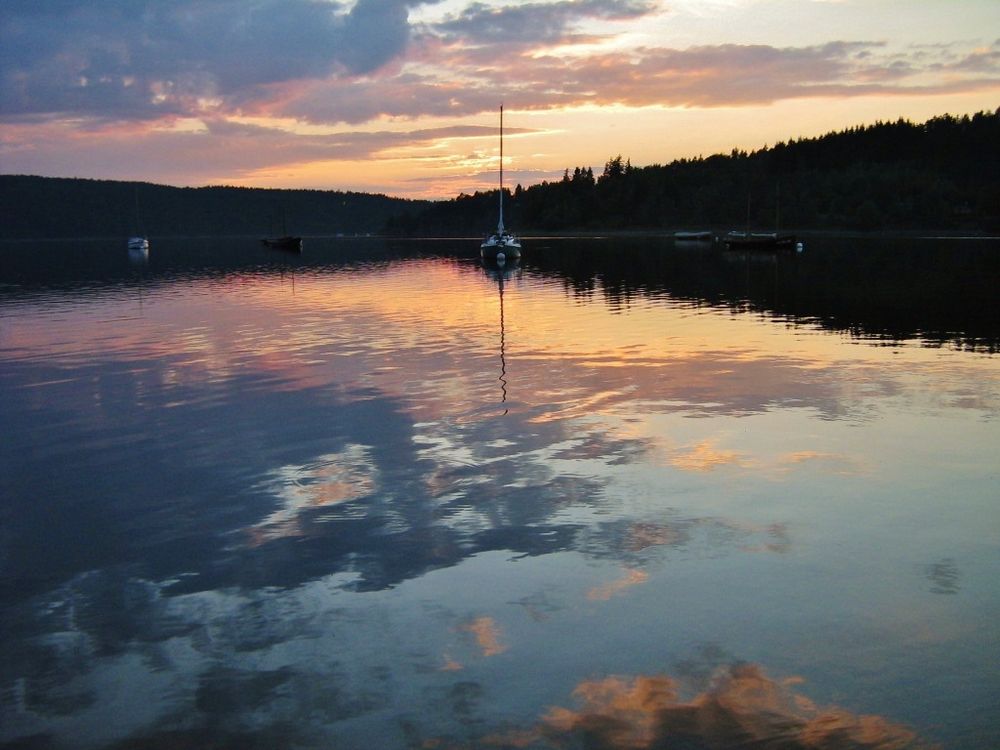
<box><xmin>587</xmin><ymin>568</ymin><xmax>649</xmax><ymax>601</ymax></box>
<box><xmin>247</xmin><ymin>444</ymin><xmax>377</xmax><ymax>546</ymax></box>
<box><xmin>739</xmin><ymin>522</ymin><xmax>792</xmax><ymax>554</ymax></box>
<box><xmin>460</xmin><ymin>616</ymin><xmax>507</xmax><ymax>657</ymax></box>
<box><xmin>625</xmin><ymin>523</ymin><xmax>682</xmax><ymax>552</ymax></box>
<box><xmin>778</xmin><ymin>450</ymin><xmax>870</xmax><ymax>476</ymax></box>
<box><xmin>537</xmin><ymin>663</ymin><xmax>928</xmax><ymax>750</ymax></box>
<box><xmin>669</xmin><ymin>439</ymin><xmax>747</xmax><ymax>472</ymax></box>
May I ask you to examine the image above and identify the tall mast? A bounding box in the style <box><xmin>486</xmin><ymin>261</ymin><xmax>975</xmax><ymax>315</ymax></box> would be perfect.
<box><xmin>498</xmin><ymin>104</ymin><xmax>505</xmax><ymax>234</ymax></box>
<box><xmin>775</xmin><ymin>182</ymin><xmax>780</xmax><ymax>231</ymax></box>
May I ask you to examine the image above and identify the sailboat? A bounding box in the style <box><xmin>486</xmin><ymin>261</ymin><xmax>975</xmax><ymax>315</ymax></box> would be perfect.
<box><xmin>262</xmin><ymin>207</ymin><xmax>302</xmax><ymax>252</ymax></box>
<box><xmin>127</xmin><ymin>186</ymin><xmax>149</xmax><ymax>255</ymax></box>
<box><xmin>127</xmin><ymin>235</ymin><xmax>149</xmax><ymax>253</ymax></box>
<box><xmin>724</xmin><ymin>186</ymin><xmax>797</xmax><ymax>250</ymax></box>
<box><xmin>480</xmin><ymin>105</ymin><xmax>521</xmax><ymax>260</ymax></box>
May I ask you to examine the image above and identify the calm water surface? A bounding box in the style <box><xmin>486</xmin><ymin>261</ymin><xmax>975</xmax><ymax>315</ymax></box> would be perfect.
<box><xmin>1</xmin><ymin>236</ymin><xmax>998</xmax><ymax>749</ymax></box>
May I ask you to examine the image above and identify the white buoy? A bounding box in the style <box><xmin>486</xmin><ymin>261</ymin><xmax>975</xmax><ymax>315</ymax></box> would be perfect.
<box><xmin>796</xmin><ymin>242</ymin><xmax>804</xmax><ymax>253</ymax></box>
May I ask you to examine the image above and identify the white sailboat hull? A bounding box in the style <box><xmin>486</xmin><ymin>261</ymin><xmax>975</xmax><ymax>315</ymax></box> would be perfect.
<box><xmin>481</xmin><ymin>233</ymin><xmax>521</xmax><ymax>259</ymax></box>
<box><xmin>127</xmin><ymin>236</ymin><xmax>149</xmax><ymax>252</ymax></box>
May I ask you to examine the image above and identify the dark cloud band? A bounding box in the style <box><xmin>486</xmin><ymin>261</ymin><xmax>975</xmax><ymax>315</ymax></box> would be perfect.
<box><xmin>0</xmin><ymin>0</ymin><xmax>416</xmax><ymax>120</ymax></box>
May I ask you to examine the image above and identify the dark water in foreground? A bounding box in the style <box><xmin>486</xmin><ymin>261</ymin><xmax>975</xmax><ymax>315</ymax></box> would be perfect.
<box><xmin>1</xmin><ymin>235</ymin><xmax>998</xmax><ymax>749</ymax></box>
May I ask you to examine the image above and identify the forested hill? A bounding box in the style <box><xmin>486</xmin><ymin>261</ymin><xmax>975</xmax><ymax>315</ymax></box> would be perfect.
<box><xmin>3</xmin><ymin>110</ymin><xmax>997</xmax><ymax>240</ymax></box>
<box><xmin>0</xmin><ymin>176</ymin><xmax>432</xmax><ymax>239</ymax></box>
<box><xmin>390</xmin><ymin>109</ymin><xmax>1000</xmax><ymax>235</ymax></box>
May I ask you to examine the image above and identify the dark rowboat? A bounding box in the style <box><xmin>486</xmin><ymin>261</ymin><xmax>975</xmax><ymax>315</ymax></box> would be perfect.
<box><xmin>674</xmin><ymin>231</ymin><xmax>713</xmax><ymax>242</ymax></box>
<box><xmin>262</xmin><ymin>236</ymin><xmax>302</xmax><ymax>252</ymax></box>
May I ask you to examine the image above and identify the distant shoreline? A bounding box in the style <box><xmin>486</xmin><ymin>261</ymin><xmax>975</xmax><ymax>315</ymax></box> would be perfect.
<box><xmin>517</xmin><ymin>228</ymin><xmax>1000</xmax><ymax>241</ymax></box>
<box><xmin>3</xmin><ymin>229</ymin><xmax>998</xmax><ymax>243</ymax></box>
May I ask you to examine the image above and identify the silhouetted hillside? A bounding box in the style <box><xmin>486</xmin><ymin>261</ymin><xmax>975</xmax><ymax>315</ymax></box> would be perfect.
<box><xmin>393</xmin><ymin>109</ymin><xmax>1000</xmax><ymax>235</ymax></box>
<box><xmin>0</xmin><ymin>177</ymin><xmax>431</xmax><ymax>239</ymax></box>
<box><xmin>3</xmin><ymin>110</ymin><xmax>997</xmax><ymax>240</ymax></box>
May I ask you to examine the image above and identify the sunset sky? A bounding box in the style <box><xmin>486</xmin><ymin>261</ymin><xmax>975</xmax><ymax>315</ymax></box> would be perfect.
<box><xmin>1</xmin><ymin>0</ymin><xmax>998</xmax><ymax>198</ymax></box>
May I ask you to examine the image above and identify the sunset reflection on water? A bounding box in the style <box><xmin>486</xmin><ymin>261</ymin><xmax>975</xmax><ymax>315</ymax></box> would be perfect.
<box><xmin>1</xmin><ymin>237</ymin><xmax>997</xmax><ymax>749</ymax></box>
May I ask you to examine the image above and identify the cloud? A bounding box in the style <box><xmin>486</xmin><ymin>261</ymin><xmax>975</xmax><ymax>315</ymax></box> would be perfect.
<box><xmin>778</xmin><ymin>450</ymin><xmax>869</xmax><ymax>476</ymax></box>
<box><xmin>3</xmin><ymin>1</ymin><xmax>998</xmax><ymax>192</ymax></box>
<box><xmin>2</xmin><ymin>2</ymin><xmax>996</xmax><ymax>124</ymax></box>
<box><xmin>0</xmin><ymin>117</ymin><xmax>507</xmax><ymax>185</ymax></box>
<box><xmin>950</xmin><ymin>39</ymin><xmax>1000</xmax><ymax>73</ymax></box>
<box><xmin>537</xmin><ymin>663</ymin><xmax>928</xmax><ymax>749</ymax></box>
<box><xmin>476</xmin><ymin>40</ymin><xmax>1000</xmax><ymax>109</ymax></box>
<box><xmin>284</xmin><ymin>38</ymin><xmax>1000</xmax><ymax>126</ymax></box>
<box><xmin>247</xmin><ymin>444</ymin><xmax>379</xmax><ymax>547</ymax></box>
<box><xmin>459</xmin><ymin>616</ymin><xmax>507</xmax><ymax>657</ymax></box>
<box><xmin>668</xmin><ymin>438</ymin><xmax>748</xmax><ymax>472</ymax></box>
<box><xmin>586</xmin><ymin>567</ymin><xmax>648</xmax><ymax>601</ymax></box>
<box><xmin>0</xmin><ymin>0</ymin><xmax>419</xmax><ymax>120</ymax></box>
<box><xmin>281</xmin><ymin>72</ymin><xmax>502</xmax><ymax>124</ymax></box>
<box><xmin>4</xmin><ymin>3</ymin><xmax>999</xmax><ymax>123</ymax></box>
<box><xmin>432</xmin><ymin>0</ymin><xmax>657</xmax><ymax>47</ymax></box>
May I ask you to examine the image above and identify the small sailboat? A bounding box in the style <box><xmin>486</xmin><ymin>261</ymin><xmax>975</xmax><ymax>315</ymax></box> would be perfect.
<box><xmin>724</xmin><ymin>186</ymin><xmax>797</xmax><ymax>251</ymax></box>
<box><xmin>127</xmin><ymin>236</ymin><xmax>149</xmax><ymax>253</ymax></box>
<box><xmin>127</xmin><ymin>186</ymin><xmax>149</xmax><ymax>255</ymax></box>
<box><xmin>723</xmin><ymin>231</ymin><xmax>797</xmax><ymax>250</ymax></box>
<box><xmin>262</xmin><ymin>207</ymin><xmax>302</xmax><ymax>253</ymax></box>
<box><xmin>481</xmin><ymin>105</ymin><xmax>521</xmax><ymax>261</ymax></box>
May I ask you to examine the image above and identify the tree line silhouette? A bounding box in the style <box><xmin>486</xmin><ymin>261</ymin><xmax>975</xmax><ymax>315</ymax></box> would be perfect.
<box><xmin>2</xmin><ymin>110</ymin><xmax>997</xmax><ymax>240</ymax></box>
<box><xmin>0</xmin><ymin>178</ymin><xmax>431</xmax><ymax>240</ymax></box>
<box><xmin>387</xmin><ymin>109</ymin><xmax>1000</xmax><ymax>235</ymax></box>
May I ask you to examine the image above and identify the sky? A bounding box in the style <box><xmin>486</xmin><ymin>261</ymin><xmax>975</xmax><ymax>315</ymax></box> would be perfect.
<box><xmin>1</xmin><ymin>0</ymin><xmax>998</xmax><ymax>199</ymax></box>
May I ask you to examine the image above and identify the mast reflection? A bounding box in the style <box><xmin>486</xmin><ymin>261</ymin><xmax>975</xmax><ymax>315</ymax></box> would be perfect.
<box><xmin>482</xmin><ymin>258</ymin><xmax>521</xmax><ymax>415</ymax></box>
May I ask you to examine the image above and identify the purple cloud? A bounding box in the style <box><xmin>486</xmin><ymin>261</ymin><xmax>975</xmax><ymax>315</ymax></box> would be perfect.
<box><xmin>0</xmin><ymin>0</ymin><xmax>419</xmax><ymax>120</ymax></box>
<box><xmin>0</xmin><ymin>116</ymin><xmax>516</xmax><ymax>187</ymax></box>
<box><xmin>278</xmin><ymin>39</ymin><xmax>1000</xmax><ymax>126</ymax></box>
<box><xmin>3</xmin><ymin>1</ymin><xmax>996</xmax><ymax>127</ymax></box>
<box><xmin>433</xmin><ymin>0</ymin><xmax>656</xmax><ymax>46</ymax></box>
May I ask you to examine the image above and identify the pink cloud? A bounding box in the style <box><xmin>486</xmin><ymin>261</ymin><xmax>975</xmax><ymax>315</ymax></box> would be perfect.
<box><xmin>535</xmin><ymin>663</ymin><xmax>926</xmax><ymax>749</ymax></box>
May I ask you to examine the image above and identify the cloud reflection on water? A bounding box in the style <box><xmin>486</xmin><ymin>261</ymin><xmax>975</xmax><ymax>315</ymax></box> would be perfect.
<box><xmin>247</xmin><ymin>444</ymin><xmax>378</xmax><ymax>546</ymax></box>
<box><xmin>586</xmin><ymin>568</ymin><xmax>649</xmax><ymax>601</ymax></box>
<box><xmin>535</xmin><ymin>663</ymin><xmax>926</xmax><ymax>750</ymax></box>
<box><xmin>2</xmin><ymin>244</ymin><xmax>998</xmax><ymax>748</ymax></box>
<box><xmin>459</xmin><ymin>616</ymin><xmax>508</xmax><ymax>658</ymax></box>
<box><xmin>0</xmin><ymin>249</ymin><xmax>984</xmax><ymax>599</ymax></box>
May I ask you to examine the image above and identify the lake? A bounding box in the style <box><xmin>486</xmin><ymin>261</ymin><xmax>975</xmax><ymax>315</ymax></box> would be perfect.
<box><xmin>1</xmin><ymin>235</ymin><xmax>998</xmax><ymax>749</ymax></box>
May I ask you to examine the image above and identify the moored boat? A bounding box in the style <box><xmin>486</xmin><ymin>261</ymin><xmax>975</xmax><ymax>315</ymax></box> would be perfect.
<box><xmin>127</xmin><ymin>187</ymin><xmax>149</xmax><ymax>254</ymax></box>
<box><xmin>127</xmin><ymin>236</ymin><xmax>149</xmax><ymax>252</ymax></box>
<box><xmin>261</xmin><ymin>236</ymin><xmax>303</xmax><ymax>252</ymax></box>
<box><xmin>673</xmin><ymin>231</ymin><xmax>713</xmax><ymax>242</ymax></box>
<box><xmin>724</xmin><ymin>185</ymin><xmax>799</xmax><ymax>250</ymax></box>
<box><xmin>723</xmin><ymin>231</ymin><xmax>797</xmax><ymax>250</ymax></box>
<box><xmin>480</xmin><ymin>231</ymin><xmax>520</xmax><ymax>260</ymax></box>
<box><xmin>481</xmin><ymin>105</ymin><xmax>521</xmax><ymax>260</ymax></box>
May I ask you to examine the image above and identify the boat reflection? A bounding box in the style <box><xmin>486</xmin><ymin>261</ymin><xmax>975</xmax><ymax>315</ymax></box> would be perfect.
<box><xmin>127</xmin><ymin>243</ymin><xmax>149</xmax><ymax>264</ymax></box>
<box><xmin>482</xmin><ymin>258</ymin><xmax>521</xmax><ymax>416</ymax></box>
